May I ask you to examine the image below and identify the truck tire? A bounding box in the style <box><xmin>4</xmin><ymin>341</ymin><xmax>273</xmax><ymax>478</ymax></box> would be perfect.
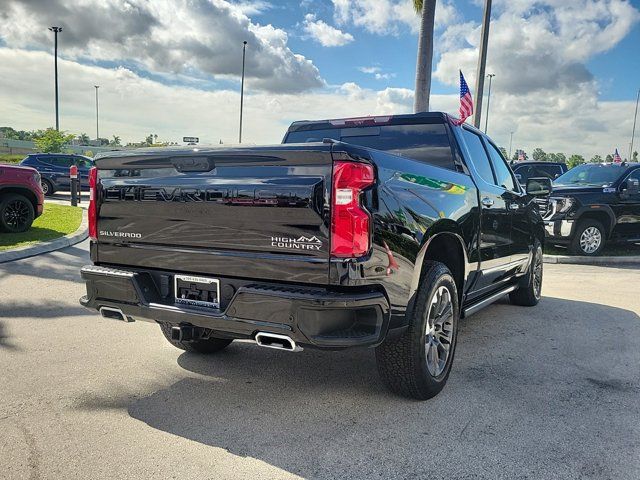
<box><xmin>570</xmin><ymin>219</ymin><xmax>606</xmax><ymax>256</ymax></box>
<box><xmin>375</xmin><ymin>261</ymin><xmax>459</xmax><ymax>400</ymax></box>
<box><xmin>159</xmin><ymin>323</ymin><xmax>232</xmax><ymax>354</ymax></box>
<box><xmin>509</xmin><ymin>240</ymin><xmax>543</xmax><ymax>307</ymax></box>
<box><xmin>0</xmin><ymin>193</ymin><xmax>35</xmax><ymax>233</ymax></box>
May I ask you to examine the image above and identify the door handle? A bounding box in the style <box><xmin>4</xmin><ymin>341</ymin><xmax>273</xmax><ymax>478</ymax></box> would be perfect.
<box><xmin>509</xmin><ymin>203</ymin><xmax>520</xmax><ymax>210</ymax></box>
<box><xmin>481</xmin><ymin>197</ymin><xmax>494</xmax><ymax>207</ymax></box>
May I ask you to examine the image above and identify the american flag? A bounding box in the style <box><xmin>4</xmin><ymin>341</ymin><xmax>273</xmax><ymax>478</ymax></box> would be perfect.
<box><xmin>454</xmin><ymin>70</ymin><xmax>473</xmax><ymax>125</ymax></box>
<box><xmin>613</xmin><ymin>148</ymin><xmax>622</xmax><ymax>163</ymax></box>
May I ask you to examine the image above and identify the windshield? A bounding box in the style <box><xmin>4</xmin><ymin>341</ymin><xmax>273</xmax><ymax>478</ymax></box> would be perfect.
<box><xmin>284</xmin><ymin>122</ymin><xmax>456</xmax><ymax>170</ymax></box>
<box><xmin>554</xmin><ymin>164</ymin><xmax>623</xmax><ymax>187</ymax></box>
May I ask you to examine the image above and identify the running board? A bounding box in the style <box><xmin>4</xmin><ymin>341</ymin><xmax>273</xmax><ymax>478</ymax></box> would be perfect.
<box><xmin>462</xmin><ymin>285</ymin><xmax>517</xmax><ymax>318</ymax></box>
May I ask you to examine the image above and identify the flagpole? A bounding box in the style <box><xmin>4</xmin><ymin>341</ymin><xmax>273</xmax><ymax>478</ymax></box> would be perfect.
<box><xmin>630</xmin><ymin>88</ymin><xmax>639</xmax><ymax>161</ymax></box>
<box><xmin>473</xmin><ymin>0</ymin><xmax>492</xmax><ymax>129</ymax></box>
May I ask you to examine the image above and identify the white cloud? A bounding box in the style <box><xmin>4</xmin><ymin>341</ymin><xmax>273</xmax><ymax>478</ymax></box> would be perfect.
<box><xmin>434</xmin><ymin>0</ymin><xmax>640</xmax><ymax>94</ymax></box>
<box><xmin>332</xmin><ymin>0</ymin><xmax>459</xmax><ymax>35</ymax></box>
<box><xmin>431</xmin><ymin>0</ymin><xmax>640</xmax><ymax>159</ymax></box>
<box><xmin>0</xmin><ymin>0</ymin><xmax>323</xmax><ymax>93</ymax></box>
<box><xmin>303</xmin><ymin>14</ymin><xmax>354</xmax><ymax>47</ymax></box>
<box><xmin>1</xmin><ymin>47</ymin><xmax>635</xmax><ymax>160</ymax></box>
<box><xmin>358</xmin><ymin>66</ymin><xmax>396</xmax><ymax>80</ymax></box>
<box><xmin>0</xmin><ymin>48</ymin><xmax>411</xmax><ymax>146</ymax></box>
<box><xmin>230</xmin><ymin>1</ymin><xmax>273</xmax><ymax>15</ymax></box>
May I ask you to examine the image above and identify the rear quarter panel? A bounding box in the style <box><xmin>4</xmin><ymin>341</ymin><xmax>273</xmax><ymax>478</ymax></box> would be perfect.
<box><xmin>332</xmin><ymin>145</ymin><xmax>479</xmax><ymax>326</ymax></box>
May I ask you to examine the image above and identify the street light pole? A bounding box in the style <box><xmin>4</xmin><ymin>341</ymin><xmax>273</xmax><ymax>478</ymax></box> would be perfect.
<box><xmin>484</xmin><ymin>73</ymin><xmax>495</xmax><ymax>134</ymax></box>
<box><xmin>239</xmin><ymin>40</ymin><xmax>247</xmax><ymax>144</ymax></box>
<box><xmin>630</xmin><ymin>88</ymin><xmax>639</xmax><ymax>161</ymax></box>
<box><xmin>509</xmin><ymin>131</ymin><xmax>514</xmax><ymax>159</ymax></box>
<box><xmin>49</xmin><ymin>26</ymin><xmax>63</xmax><ymax>131</ymax></box>
<box><xmin>473</xmin><ymin>0</ymin><xmax>492</xmax><ymax>129</ymax></box>
<box><xmin>94</xmin><ymin>85</ymin><xmax>100</xmax><ymax>141</ymax></box>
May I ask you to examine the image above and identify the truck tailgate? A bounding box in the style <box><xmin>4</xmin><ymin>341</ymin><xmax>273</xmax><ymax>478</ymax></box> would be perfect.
<box><xmin>93</xmin><ymin>145</ymin><xmax>332</xmax><ymax>284</ymax></box>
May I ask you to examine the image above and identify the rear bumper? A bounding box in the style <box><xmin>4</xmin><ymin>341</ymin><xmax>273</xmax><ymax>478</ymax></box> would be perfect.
<box><xmin>80</xmin><ymin>264</ymin><xmax>390</xmax><ymax>349</ymax></box>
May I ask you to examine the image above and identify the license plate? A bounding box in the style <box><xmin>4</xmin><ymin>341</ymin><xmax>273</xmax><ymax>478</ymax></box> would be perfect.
<box><xmin>174</xmin><ymin>275</ymin><xmax>220</xmax><ymax>309</ymax></box>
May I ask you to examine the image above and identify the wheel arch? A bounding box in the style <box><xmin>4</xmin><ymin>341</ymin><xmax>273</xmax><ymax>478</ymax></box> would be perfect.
<box><xmin>410</xmin><ymin>223</ymin><xmax>469</xmax><ymax>308</ymax></box>
<box><xmin>574</xmin><ymin>206</ymin><xmax>615</xmax><ymax>239</ymax></box>
<box><xmin>0</xmin><ymin>186</ymin><xmax>39</xmax><ymax>213</ymax></box>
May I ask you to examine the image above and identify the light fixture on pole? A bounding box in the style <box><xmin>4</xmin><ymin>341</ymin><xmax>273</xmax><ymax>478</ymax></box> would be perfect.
<box><xmin>239</xmin><ymin>40</ymin><xmax>248</xmax><ymax>144</ymax></box>
<box><xmin>630</xmin><ymin>88</ymin><xmax>639</xmax><ymax>161</ymax></box>
<box><xmin>509</xmin><ymin>131</ymin><xmax>514</xmax><ymax>159</ymax></box>
<box><xmin>49</xmin><ymin>26</ymin><xmax>63</xmax><ymax>130</ymax></box>
<box><xmin>94</xmin><ymin>85</ymin><xmax>100</xmax><ymax>142</ymax></box>
<box><xmin>484</xmin><ymin>73</ymin><xmax>495</xmax><ymax>134</ymax></box>
<box><xmin>473</xmin><ymin>0</ymin><xmax>492</xmax><ymax>129</ymax></box>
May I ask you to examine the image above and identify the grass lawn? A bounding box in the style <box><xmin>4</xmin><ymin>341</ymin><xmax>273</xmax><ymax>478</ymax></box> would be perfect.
<box><xmin>0</xmin><ymin>154</ymin><xmax>25</xmax><ymax>164</ymax></box>
<box><xmin>0</xmin><ymin>204</ymin><xmax>83</xmax><ymax>251</ymax></box>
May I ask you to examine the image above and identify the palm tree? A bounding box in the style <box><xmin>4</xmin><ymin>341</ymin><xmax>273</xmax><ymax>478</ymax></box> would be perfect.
<box><xmin>77</xmin><ymin>133</ymin><xmax>90</xmax><ymax>145</ymax></box>
<box><xmin>413</xmin><ymin>0</ymin><xmax>437</xmax><ymax>113</ymax></box>
<box><xmin>110</xmin><ymin>135</ymin><xmax>121</xmax><ymax>147</ymax></box>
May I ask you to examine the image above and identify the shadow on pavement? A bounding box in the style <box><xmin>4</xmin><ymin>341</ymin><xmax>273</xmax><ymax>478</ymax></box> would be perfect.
<box><xmin>0</xmin><ymin>244</ymin><xmax>87</xmax><ymax>282</ymax></box>
<box><xmin>79</xmin><ymin>297</ymin><xmax>640</xmax><ymax>478</ymax></box>
<box><xmin>0</xmin><ymin>321</ymin><xmax>18</xmax><ymax>350</ymax></box>
<box><xmin>0</xmin><ymin>302</ymin><xmax>89</xmax><ymax>319</ymax></box>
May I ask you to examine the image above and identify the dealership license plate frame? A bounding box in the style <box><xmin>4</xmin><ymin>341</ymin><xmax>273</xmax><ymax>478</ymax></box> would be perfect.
<box><xmin>174</xmin><ymin>274</ymin><xmax>221</xmax><ymax>309</ymax></box>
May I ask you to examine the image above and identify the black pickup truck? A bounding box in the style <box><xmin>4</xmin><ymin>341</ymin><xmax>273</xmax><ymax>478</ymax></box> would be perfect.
<box><xmin>541</xmin><ymin>162</ymin><xmax>640</xmax><ymax>255</ymax></box>
<box><xmin>80</xmin><ymin>113</ymin><xmax>550</xmax><ymax>399</ymax></box>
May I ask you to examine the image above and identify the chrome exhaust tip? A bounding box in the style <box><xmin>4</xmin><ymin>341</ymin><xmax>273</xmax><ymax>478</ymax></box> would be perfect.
<box><xmin>255</xmin><ymin>332</ymin><xmax>301</xmax><ymax>352</ymax></box>
<box><xmin>99</xmin><ymin>306</ymin><xmax>133</xmax><ymax>322</ymax></box>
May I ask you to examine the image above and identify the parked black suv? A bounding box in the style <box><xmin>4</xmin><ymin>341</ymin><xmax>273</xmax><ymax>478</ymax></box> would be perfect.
<box><xmin>20</xmin><ymin>153</ymin><xmax>94</xmax><ymax>196</ymax></box>
<box><xmin>512</xmin><ymin>161</ymin><xmax>568</xmax><ymax>185</ymax></box>
<box><xmin>542</xmin><ymin>162</ymin><xmax>640</xmax><ymax>255</ymax></box>
<box><xmin>80</xmin><ymin>113</ymin><xmax>550</xmax><ymax>399</ymax></box>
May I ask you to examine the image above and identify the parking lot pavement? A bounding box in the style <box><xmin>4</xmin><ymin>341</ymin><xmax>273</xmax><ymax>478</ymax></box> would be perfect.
<box><xmin>0</xmin><ymin>243</ymin><xmax>639</xmax><ymax>480</ymax></box>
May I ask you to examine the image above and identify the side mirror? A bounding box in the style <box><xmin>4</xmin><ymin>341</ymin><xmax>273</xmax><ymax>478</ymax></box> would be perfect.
<box><xmin>621</xmin><ymin>178</ymin><xmax>640</xmax><ymax>198</ymax></box>
<box><xmin>526</xmin><ymin>177</ymin><xmax>552</xmax><ymax>197</ymax></box>
<box><xmin>515</xmin><ymin>173</ymin><xmax>522</xmax><ymax>182</ymax></box>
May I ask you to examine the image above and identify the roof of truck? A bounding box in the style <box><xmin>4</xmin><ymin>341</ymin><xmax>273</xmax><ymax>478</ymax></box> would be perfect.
<box><xmin>286</xmin><ymin>112</ymin><xmax>454</xmax><ymax>133</ymax></box>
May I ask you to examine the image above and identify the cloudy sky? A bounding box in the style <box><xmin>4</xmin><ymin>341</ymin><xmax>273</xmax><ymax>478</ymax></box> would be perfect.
<box><xmin>0</xmin><ymin>0</ymin><xmax>639</xmax><ymax>158</ymax></box>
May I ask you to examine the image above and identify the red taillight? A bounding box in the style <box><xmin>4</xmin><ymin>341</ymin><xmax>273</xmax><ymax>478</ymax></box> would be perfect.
<box><xmin>88</xmin><ymin>167</ymin><xmax>98</xmax><ymax>241</ymax></box>
<box><xmin>331</xmin><ymin>161</ymin><xmax>374</xmax><ymax>258</ymax></box>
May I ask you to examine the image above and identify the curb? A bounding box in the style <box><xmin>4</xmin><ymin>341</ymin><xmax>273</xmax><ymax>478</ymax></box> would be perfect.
<box><xmin>0</xmin><ymin>211</ymin><xmax>88</xmax><ymax>264</ymax></box>
<box><xmin>543</xmin><ymin>254</ymin><xmax>640</xmax><ymax>266</ymax></box>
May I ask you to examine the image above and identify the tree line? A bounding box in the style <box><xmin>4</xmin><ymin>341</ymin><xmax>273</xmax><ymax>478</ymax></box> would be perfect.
<box><xmin>1</xmin><ymin>126</ymin><xmax>177</xmax><ymax>153</ymax></box>
<box><xmin>510</xmin><ymin>147</ymin><xmax>638</xmax><ymax>169</ymax></box>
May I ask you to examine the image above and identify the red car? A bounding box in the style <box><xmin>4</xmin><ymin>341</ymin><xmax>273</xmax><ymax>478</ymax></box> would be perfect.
<box><xmin>0</xmin><ymin>164</ymin><xmax>44</xmax><ymax>233</ymax></box>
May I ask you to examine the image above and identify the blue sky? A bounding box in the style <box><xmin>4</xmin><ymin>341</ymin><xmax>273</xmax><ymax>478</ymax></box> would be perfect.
<box><xmin>249</xmin><ymin>0</ymin><xmax>640</xmax><ymax>101</ymax></box>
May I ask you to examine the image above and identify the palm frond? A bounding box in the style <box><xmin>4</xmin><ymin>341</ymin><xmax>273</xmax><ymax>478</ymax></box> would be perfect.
<box><xmin>413</xmin><ymin>0</ymin><xmax>423</xmax><ymax>13</ymax></box>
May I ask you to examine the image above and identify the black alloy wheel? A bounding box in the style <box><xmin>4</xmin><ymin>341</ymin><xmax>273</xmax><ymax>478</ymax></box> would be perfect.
<box><xmin>0</xmin><ymin>194</ymin><xmax>35</xmax><ymax>233</ymax></box>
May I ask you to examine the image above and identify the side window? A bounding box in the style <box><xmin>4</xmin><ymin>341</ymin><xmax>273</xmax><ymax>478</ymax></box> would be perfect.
<box><xmin>626</xmin><ymin>169</ymin><xmax>640</xmax><ymax>183</ymax></box>
<box><xmin>460</xmin><ymin>129</ymin><xmax>495</xmax><ymax>184</ymax></box>
<box><xmin>484</xmin><ymin>141</ymin><xmax>516</xmax><ymax>191</ymax></box>
<box><xmin>75</xmin><ymin>158</ymin><xmax>91</xmax><ymax>168</ymax></box>
<box><xmin>515</xmin><ymin>165</ymin><xmax>531</xmax><ymax>182</ymax></box>
<box><xmin>47</xmin><ymin>157</ymin><xmax>73</xmax><ymax>167</ymax></box>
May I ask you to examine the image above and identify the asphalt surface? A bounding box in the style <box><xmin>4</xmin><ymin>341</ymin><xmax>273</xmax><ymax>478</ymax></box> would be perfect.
<box><xmin>1</xmin><ymin>241</ymin><xmax>639</xmax><ymax>480</ymax></box>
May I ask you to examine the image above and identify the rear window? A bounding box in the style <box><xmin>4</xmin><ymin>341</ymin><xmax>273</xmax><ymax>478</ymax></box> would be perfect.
<box><xmin>285</xmin><ymin>123</ymin><xmax>455</xmax><ymax>170</ymax></box>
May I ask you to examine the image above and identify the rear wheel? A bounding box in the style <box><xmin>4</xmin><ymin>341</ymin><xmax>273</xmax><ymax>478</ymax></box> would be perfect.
<box><xmin>159</xmin><ymin>322</ymin><xmax>233</xmax><ymax>354</ymax></box>
<box><xmin>510</xmin><ymin>241</ymin><xmax>543</xmax><ymax>306</ymax></box>
<box><xmin>375</xmin><ymin>261</ymin><xmax>459</xmax><ymax>400</ymax></box>
<box><xmin>41</xmin><ymin>179</ymin><xmax>54</xmax><ymax>196</ymax></box>
<box><xmin>570</xmin><ymin>219</ymin><xmax>606</xmax><ymax>256</ymax></box>
<box><xmin>0</xmin><ymin>194</ymin><xmax>35</xmax><ymax>233</ymax></box>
